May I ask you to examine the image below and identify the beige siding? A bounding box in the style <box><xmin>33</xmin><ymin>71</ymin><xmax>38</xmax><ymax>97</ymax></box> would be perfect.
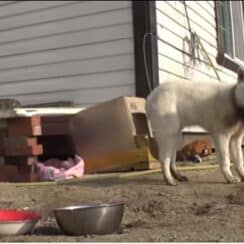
<box><xmin>156</xmin><ymin>0</ymin><xmax>237</xmax><ymax>84</ymax></box>
<box><xmin>0</xmin><ymin>1</ymin><xmax>135</xmax><ymax>107</ymax></box>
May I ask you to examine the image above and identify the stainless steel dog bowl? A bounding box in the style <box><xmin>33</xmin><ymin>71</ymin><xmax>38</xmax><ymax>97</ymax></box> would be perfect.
<box><xmin>53</xmin><ymin>202</ymin><xmax>124</xmax><ymax>235</ymax></box>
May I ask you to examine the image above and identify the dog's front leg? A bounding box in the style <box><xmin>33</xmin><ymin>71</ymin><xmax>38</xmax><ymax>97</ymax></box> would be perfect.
<box><xmin>170</xmin><ymin>142</ymin><xmax>188</xmax><ymax>182</ymax></box>
<box><xmin>213</xmin><ymin>133</ymin><xmax>240</xmax><ymax>183</ymax></box>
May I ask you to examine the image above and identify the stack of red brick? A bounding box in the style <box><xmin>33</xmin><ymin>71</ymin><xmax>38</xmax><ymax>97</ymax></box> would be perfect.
<box><xmin>0</xmin><ymin>115</ymin><xmax>75</xmax><ymax>182</ymax></box>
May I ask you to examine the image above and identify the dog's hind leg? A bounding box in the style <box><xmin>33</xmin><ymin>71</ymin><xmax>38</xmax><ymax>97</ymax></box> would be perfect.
<box><xmin>213</xmin><ymin>133</ymin><xmax>240</xmax><ymax>183</ymax></box>
<box><xmin>157</xmin><ymin>136</ymin><xmax>178</xmax><ymax>185</ymax></box>
<box><xmin>170</xmin><ymin>134</ymin><xmax>188</xmax><ymax>182</ymax></box>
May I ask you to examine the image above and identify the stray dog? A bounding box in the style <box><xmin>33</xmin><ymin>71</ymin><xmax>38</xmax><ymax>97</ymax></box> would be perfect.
<box><xmin>146</xmin><ymin>69</ymin><xmax>244</xmax><ymax>185</ymax></box>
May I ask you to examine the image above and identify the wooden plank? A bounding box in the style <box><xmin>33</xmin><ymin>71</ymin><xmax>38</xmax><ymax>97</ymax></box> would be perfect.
<box><xmin>84</xmin><ymin>148</ymin><xmax>145</xmax><ymax>173</ymax></box>
<box><xmin>15</xmin><ymin>107</ymin><xmax>84</xmax><ymax>117</ymax></box>
<box><xmin>83</xmin><ymin>144</ymin><xmax>160</xmax><ymax>173</ymax></box>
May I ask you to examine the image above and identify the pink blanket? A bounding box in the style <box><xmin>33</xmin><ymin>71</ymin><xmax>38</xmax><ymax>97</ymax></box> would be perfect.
<box><xmin>36</xmin><ymin>155</ymin><xmax>85</xmax><ymax>181</ymax></box>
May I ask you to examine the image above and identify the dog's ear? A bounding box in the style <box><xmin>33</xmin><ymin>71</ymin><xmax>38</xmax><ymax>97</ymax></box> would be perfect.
<box><xmin>238</xmin><ymin>68</ymin><xmax>244</xmax><ymax>82</ymax></box>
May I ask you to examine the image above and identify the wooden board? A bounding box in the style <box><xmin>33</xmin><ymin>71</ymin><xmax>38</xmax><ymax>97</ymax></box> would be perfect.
<box><xmin>84</xmin><ymin>144</ymin><xmax>160</xmax><ymax>174</ymax></box>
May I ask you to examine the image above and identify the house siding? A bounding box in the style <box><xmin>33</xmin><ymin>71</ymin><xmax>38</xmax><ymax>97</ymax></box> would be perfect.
<box><xmin>156</xmin><ymin>1</ymin><xmax>237</xmax><ymax>84</ymax></box>
<box><xmin>0</xmin><ymin>1</ymin><xmax>135</xmax><ymax>107</ymax></box>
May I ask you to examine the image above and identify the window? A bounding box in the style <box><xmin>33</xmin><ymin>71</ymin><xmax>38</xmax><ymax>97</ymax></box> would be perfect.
<box><xmin>216</xmin><ymin>1</ymin><xmax>244</xmax><ymax>72</ymax></box>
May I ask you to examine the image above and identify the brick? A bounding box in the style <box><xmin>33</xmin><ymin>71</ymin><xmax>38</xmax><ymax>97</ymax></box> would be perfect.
<box><xmin>0</xmin><ymin>129</ymin><xmax>7</xmax><ymax>154</ymax></box>
<box><xmin>4</xmin><ymin>137</ymin><xmax>37</xmax><ymax>148</ymax></box>
<box><xmin>16</xmin><ymin>164</ymin><xmax>37</xmax><ymax>182</ymax></box>
<box><xmin>0</xmin><ymin>120</ymin><xmax>7</xmax><ymax>129</ymax></box>
<box><xmin>4</xmin><ymin>156</ymin><xmax>37</xmax><ymax>165</ymax></box>
<box><xmin>5</xmin><ymin>144</ymin><xmax>43</xmax><ymax>156</ymax></box>
<box><xmin>0</xmin><ymin>165</ymin><xmax>19</xmax><ymax>182</ymax></box>
<box><xmin>7</xmin><ymin>116</ymin><xmax>41</xmax><ymax>136</ymax></box>
<box><xmin>7</xmin><ymin>115</ymin><xmax>73</xmax><ymax>136</ymax></box>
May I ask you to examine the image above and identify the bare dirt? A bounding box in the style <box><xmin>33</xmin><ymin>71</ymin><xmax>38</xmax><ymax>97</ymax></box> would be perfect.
<box><xmin>0</xmin><ymin>166</ymin><xmax>244</xmax><ymax>242</ymax></box>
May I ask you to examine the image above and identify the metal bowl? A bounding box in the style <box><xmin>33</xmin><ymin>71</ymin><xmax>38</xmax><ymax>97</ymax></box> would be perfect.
<box><xmin>53</xmin><ymin>202</ymin><xmax>124</xmax><ymax>235</ymax></box>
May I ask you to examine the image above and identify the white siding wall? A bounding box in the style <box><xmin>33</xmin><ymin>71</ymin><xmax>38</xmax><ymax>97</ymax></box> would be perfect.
<box><xmin>156</xmin><ymin>1</ymin><xmax>237</xmax><ymax>84</ymax></box>
<box><xmin>0</xmin><ymin>1</ymin><xmax>135</xmax><ymax>107</ymax></box>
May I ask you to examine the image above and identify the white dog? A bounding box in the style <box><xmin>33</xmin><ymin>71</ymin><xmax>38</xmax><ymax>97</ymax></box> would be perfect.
<box><xmin>146</xmin><ymin>70</ymin><xmax>244</xmax><ymax>185</ymax></box>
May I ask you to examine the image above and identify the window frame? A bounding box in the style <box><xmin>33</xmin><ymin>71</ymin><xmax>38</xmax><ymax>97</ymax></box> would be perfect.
<box><xmin>215</xmin><ymin>1</ymin><xmax>244</xmax><ymax>72</ymax></box>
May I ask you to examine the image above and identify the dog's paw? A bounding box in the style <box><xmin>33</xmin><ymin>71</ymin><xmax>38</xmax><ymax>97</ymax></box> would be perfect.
<box><xmin>180</xmin><ymin>175</ymin><xmax>189</xmax><ymax>182</ymax></box>
<box><xmin>176</xmin><ymin>174</ymin><xmax>188</xmax><ymax>182</ymax></box>
<box><xmin>166</xmin><ymin>181</ymin><xmax>178</xmax><ymax>186</ymax></box>
<box><xmin>228</xmin><ymin>176</ymin><xmax>241</xmax><ymax>184</ymax></box>
<box><xmin>171</xmin><ymin>170</ymin><xmax>189</xmax><ymax>182</ymax></box>
<box><xmin>164</xmin><ymin>177</ymin><xmax>178</xmax><ymax>186</ymax></box>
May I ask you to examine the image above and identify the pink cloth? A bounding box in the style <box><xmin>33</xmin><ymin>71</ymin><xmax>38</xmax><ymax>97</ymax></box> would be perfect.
<box><xmin>36</xmin><ymin>155</ymin><xmax>84</xmax><ymax>181</ymax></box>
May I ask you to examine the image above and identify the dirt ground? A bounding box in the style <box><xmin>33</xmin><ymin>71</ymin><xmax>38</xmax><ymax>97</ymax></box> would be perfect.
<box><xmin>0</xmin><ymin>166</ymin><xmax>244</xmax><ymax>242</ymax></box>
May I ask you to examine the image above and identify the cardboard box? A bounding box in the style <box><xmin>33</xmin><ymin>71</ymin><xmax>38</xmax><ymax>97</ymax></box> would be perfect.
<box><xmin>71</xmin><ymin>96</ymin><xmax>159</xmax><ymax>173</ymax></box>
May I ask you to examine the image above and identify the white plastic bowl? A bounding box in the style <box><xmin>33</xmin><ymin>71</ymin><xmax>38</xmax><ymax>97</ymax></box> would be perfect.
<box><xmin>0</xmin><ymin>209</ymin><xmax>41</xmax><ymax>235</ymax></box>
<box><xmin>0</xmin><ymin>219</ymin><xmax>39</xmax><ymax>235</ymax></box>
